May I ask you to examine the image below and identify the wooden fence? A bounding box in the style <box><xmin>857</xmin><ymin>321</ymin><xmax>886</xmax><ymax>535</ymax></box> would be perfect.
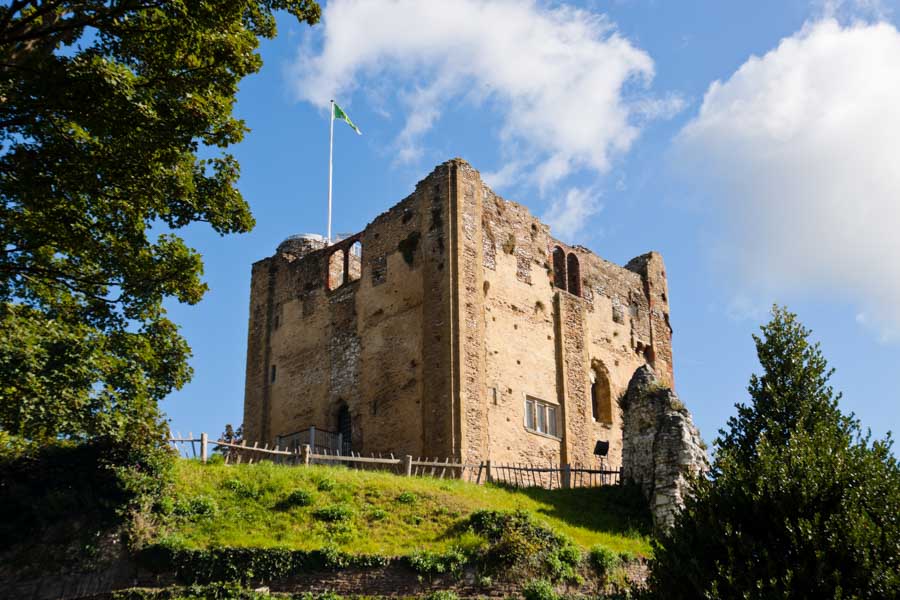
<box><xmin>166</xmin><ymin>434</ymin><xmax>620</xmax><ymax>489</ymax></box>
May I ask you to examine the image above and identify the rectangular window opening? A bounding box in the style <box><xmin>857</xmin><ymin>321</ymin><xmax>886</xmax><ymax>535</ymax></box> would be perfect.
<box><xmin>524</xmin><ymin>395</ymin><xmax>559</xmax><ymax>438</ymax></box>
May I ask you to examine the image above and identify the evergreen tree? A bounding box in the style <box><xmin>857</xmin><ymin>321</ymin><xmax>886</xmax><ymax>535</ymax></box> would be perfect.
<box><xmin>648</xmin><ymin>306</ymin><xmax>900</xmax><ymax>599</ymax></box>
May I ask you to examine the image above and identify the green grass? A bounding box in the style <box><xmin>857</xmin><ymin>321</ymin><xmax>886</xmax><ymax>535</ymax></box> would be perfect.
<box><xmin>158</xmin><ymin>459</ymin><xmax>652</xmax><ymax>558</ymax></box>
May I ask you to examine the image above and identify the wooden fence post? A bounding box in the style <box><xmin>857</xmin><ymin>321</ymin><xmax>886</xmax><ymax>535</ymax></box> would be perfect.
<box><xmin>486</xmin><ymin>460</ymin><xmax>493</xmax><ymax>484</ymax></box>
<box><xmin>562</xmin><ymin>463</ymin><xmax>572</xmax><ymax>489</ymax></box>
<box><xmin>403</xmin><ymin>455</ymin><xmax>413</xmax><ymax>477</ymax></box>
<box><xmin>302</xmin><ymin>444</ymin><xmax>311</xmax><ymax>466</ymax></box>
<box><xmin>200</xmin><ymin>433</ymin><xmax>208</xmax><ymax>464</ymax></box>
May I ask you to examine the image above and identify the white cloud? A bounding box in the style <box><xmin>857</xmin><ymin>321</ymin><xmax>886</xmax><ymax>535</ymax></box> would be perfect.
<box><xmin>290</xmin><ymin>0</ymin><xmax>674</xmax><ymax>189</ymax></box>
<box><xmin>676</xmin><ymin>19</ymin><xmax>900</xmax><ymax>340</ymax></box>
<box><xmin>542</xmin><ymin>187</ymin><xmax>602</xmax><ymax>240</ymax></box>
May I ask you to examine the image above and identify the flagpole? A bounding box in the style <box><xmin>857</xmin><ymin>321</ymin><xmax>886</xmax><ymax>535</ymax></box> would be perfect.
<box><xmin>327</xmin><ymin>99</ymin><xmax>335</xmax><ymax>245</ymax></box>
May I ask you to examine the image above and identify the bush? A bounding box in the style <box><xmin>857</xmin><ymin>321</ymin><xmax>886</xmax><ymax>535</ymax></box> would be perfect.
<box><xmin>0</xmin><ymin>435</ymin><xmax>174</xmax><ymax>571</ymax></box>
<box><xmin>522</xmin><ymin>579</ymin><xmax>558</xmax><ymax>600</ymax></box>
<box><xmin>173</xmin><ymin>495</ymin><xmax>217</xmax><ymax>519</ymax></box>
<box><xmin>396</xmin><ymin>491</ymin><xmax>418</xmax><ymax>504</ymax></box>
<box><xmin>422</xmin><ymin>591</ymin><xmax>460</xmax><ymax>600</ymax></box>
<box><xmin>137</xmin><ymin>545</ymin><xmax>390</xmax><ymax>585</ymax></box>
<box><xmin>408</xmin><ymin>547</ymin><xmax>469</xmax><ymax>578</ymax></box>
<box><xmin>316</xmin><ymin>478</ymin><xmax>335</xmax><ymax>492</ymax></box>
<box><xmin>589</xmin><ymin>545</ymin><xmax>621</xmax><ymax>578</ymax></box>
<box><xmin>367</xmin><ymin>507</ymin><xmax>388</xmax><ymax>521</ymax></box>
<box><xmin>283</xmin><ymin>489</ymin><xmax>314</xmax><ymax>508</ymax></box>
<box><xmin>222</xmin><ymin>478</ymin><xmax>260</xmax><ymax>499</ymax></box>
<box><xmin>312</xmin><ymin>503</ymin><xmax>353</xmax><ymax>522</ymax></box>
<box><xmin>467</xmin><ymin>510</ymin><xmax>582</xmax><ymax>582</ymax></box>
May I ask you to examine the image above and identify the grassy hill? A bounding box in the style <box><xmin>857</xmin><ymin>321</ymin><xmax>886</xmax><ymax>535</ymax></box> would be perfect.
<box><xmin>157</xmin><ymin>458</ymin><xmax>652</xmax><ymax>558</ymax></box>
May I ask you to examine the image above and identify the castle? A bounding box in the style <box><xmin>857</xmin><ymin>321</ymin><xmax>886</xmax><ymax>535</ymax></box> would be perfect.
<box><xmin>242</xmin><ymin>159</ymin><xmax>676</xmax><ymax>471</ymax></box>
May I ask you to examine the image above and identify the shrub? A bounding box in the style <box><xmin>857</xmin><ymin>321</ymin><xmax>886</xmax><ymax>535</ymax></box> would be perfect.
<box><xmin>222</xmin><ymin>478</ymin><xmax>260</xmax><ymax>499</ymax></box>
<box><xmin>467</xmin><ymin>510</ymin><xmax>582</xmax><ymax>582</ymax></box>
<box><xmin>316</xmin><ymin>478</ymin><xmax>336</xmax><ymax>492</ymax></box>
<box><xmin>173</xmin><ymin>495</ymin><xmax>217</xmax><ymax>519</ymax></box>
<box><xmin>589</xmin><ymin>545</ymin><xmax>621</xmax><ymax>578</ymax></box>
<box><xmin>367</xmin><ymin>507</ymin><xmax>388</xmax><ymax>521</ymax></box>
<box><xmin>283</xmin><ymin>489</ymin><xmax>314</xmax><ymax>508</ymax></box>
<box><xmin>408</xmin><ymin>547</ymin><xmax>469</xmax><ymax>578</ymax></box>
<box><xmin>522</xmin><ymin>579</ymin><xmax>558</xmax><ymax>600</ymax></box>
<box><xmin>422</xmin><ymin>591</ymin><xmax>460</xmax><ymax>600</ymax></box>
<box><xmin>312</xmin><ymin>504</ymin><xmax>353</xmax><ymax>522</ymax></box>
<box><xmin>396</xmin><ymin>491</ymin><xmax>418</xmax><ymax>504</ymax></box>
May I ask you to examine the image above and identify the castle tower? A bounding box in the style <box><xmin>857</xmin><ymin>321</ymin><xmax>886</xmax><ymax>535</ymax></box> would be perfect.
<box><xmin>242</xmin><ymin>159</ymin><xmax>674</xmax><ymax>468</ymax></box>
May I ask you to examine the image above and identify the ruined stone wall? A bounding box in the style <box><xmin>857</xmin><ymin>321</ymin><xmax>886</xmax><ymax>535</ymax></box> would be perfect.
<box><xmin>244</xmin><ymin>158</ymin><xmax>677</xmax><ymax>468</ymax></box>
<box><xmin>475</xmin><ymin>175</ymin><xmax>672</xmax><ymax>470</ymax></box>
<box><xmin>620</xmin><ymin>366</ymin><xmax>707</xmax><ymax>528</ymax></box>
<box><xmin>242</xmin><ymin>163</ymin><xmax>463</xmax><ymax>457</ymax></box>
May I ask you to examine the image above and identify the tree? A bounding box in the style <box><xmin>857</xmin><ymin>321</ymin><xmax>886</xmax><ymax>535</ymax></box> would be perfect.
<box><xmin>0</xmin><ymin>1</ymin><xmax>320</xmax><ymax>443</ymax></box>
<box><xmin>647</xmin><ymin>306</ymin><xmax>900</xmax><ymax>599</ymax></box>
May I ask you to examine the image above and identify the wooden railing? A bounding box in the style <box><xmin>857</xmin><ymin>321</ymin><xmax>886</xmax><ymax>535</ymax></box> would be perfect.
<box><xmin>166</xmin><ymin>434</ymin><xmax>620</xmax><ymax>489</ymax></box>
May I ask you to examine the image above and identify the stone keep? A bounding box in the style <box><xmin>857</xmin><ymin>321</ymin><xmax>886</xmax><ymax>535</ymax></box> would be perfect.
<box><xmin>243</xmin><ymin>158</ymin><xmax>692</xmax><ymax>473</ymax></box>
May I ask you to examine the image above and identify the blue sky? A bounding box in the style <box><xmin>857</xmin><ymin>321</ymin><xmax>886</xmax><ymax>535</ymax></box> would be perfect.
<box><xmin>162</xmin><ymin>0</ymin><xmax>900</xmax><ymax>448</ymax></box>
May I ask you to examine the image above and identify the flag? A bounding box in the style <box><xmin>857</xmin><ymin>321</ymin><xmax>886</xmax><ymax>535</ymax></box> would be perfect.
<box><xmin>333</xmin><ymin>102</ymin><xmax>362</xmax><ymax>135</ymax></box>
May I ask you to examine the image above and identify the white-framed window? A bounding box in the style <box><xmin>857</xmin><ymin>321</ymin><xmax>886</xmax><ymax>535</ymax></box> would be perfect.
<box><xmin>524</xmin><ymin>396</ymin><xmax>559</xmax><ymax>438</ymax></box>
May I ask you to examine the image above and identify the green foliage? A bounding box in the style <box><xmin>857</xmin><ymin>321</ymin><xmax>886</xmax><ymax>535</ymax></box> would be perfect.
<box><xmin>396</xmin><ymin>491</ymin><xmax>418</xmax><ymax>504</ymax></box>
<box><xmin>223</xmin><ymin>478</ymin><xmax>262</xmax><ymax>500</ymax></box>
<box><xmin>312</xmin><ymin>503</ymin><xmax>353</xmax><ymax>522</ymax></box>
<box><xmin>398</xmin><ymin>231</ymin><xmax>421</xmax><ymax>266</ymax></box>
<box><xmin>468</xmin><ymin>510</ymin><xmax>582</xmax><ymax>582</ymax></box>
<box><xmin>138</xmin><ymin>545</ymin><xmax>389</xmax><ymax>585</ymax></box>
<box><xmin>174</xmin><ymin>496</ymin><xmax>218</xmax><ymax>519</ymax></box>
<box><xmin>521</xmin><ymin>579</ymin><xmax>558</xmax><ymax>600</ymax></box>
<box><xmin>0</xmin><ymin>435</ymin><xmax>174</xmax><ymax>573</ymax></box>
<box><xmin>0</xmin><ymin>0</ymin><xmax>319</xmax><ymax>444</ymax></box>
<box><xmin>407</xmin><ymin>547</ymin><xmax>469</xmax><ymax>577</ymax></box>
<box><xmin>648</xmin><ymin>306</ymin><xmax>900</xmax><ymax>598</ymax></box>
<box><xmin>316</xmin><ymin>477</ymin><xmax>336</xmax><ymax>492</ymax></box>
<box><xmin>588</xmin><ymin>545</ymin><xmax>620</xmax><ymax>578</ymax></box>
<box><xmin>113</xmin><ymin>581</ymin><xmax>272</xmax><ymax>599</ymax></box>
<box><xmin>282</xmin><ymin>489</ymin><xmax>314</xmax><ymax>508</ymax></box>
<box><xmin>421</xmin><ymin>592</ymin><xmax>460</xmax><ymax>600</ymax></box>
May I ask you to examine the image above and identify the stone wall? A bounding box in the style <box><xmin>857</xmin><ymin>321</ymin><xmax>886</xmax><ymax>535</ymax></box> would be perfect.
<box><xmin>243</xmin><ymin>157</ymin><xmax>678</xmax><ymax>469</ymax></box>
<box><xmin>4</xmin><ymin>558</ymin><xmax>649</xmax><ymax>599</ymax></box>
<box><xmin>620</xmin><ymin>366</ymin><xmax>707</xmax><ymax>528</ymax></box>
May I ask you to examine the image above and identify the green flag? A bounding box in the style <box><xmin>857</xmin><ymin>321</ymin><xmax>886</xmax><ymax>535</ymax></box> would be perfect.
<box><xmin>333</xmin><ymin>102</ymin><xmax>362</xmax><ymax>135</ymax></box>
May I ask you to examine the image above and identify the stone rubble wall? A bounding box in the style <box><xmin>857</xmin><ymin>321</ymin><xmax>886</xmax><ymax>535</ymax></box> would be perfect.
<box><xmin>620</xmin><ymin>365</ymin><xmax>707</xmax><ymax>528</ymax></box>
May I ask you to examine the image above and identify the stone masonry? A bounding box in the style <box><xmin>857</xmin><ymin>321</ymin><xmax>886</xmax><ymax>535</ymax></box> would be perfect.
<box><xmin>242</xmin><ymin>158</ymin><xmax>684</xmax><ymax>473</ymax></box>
<box><xmin>620</xmin><ymin>365</ymin><xmax>707</xmax><ymax>528</ymax></box>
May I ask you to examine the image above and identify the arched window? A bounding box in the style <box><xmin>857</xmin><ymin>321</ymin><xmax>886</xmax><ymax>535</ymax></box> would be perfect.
<box><xmin>567</xmin><ymin>253</ymin><xmax>581</xmax><ymax>297</ymax></box>
<box><xmin>347</xmin><ymin>241</ymin><xmax>362</xmax><ymax>282</ymax></box>
<box><xmin>327</xmin><ymin>249</ymin><xmax>345</xmax><ymax>290</ymax></box>
<box><xmin>591</xmin><ymin>361</ymin><xmax>613</xmax><ymax>424</ymax></box>
<box><xmin>337</xmin><ymin>403</ymin><xmax>352</xmax><ymax>455</ymax></box>
<box><xmin>552</xmin><ymin>246</ymin><xmax>567</xmax><ymax>290</ymax></box>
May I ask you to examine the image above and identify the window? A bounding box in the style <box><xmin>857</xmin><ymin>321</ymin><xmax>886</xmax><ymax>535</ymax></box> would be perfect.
<box><xmin>552</xmin><ymin>246</ymin><xmax>567</xmax><ymax>289</ymax></box>
<box><xmin>328</xmin><ymin>249</ymin><xmax>346</xmax><ymax>290</ymax></box>
<box><xmin>590</xmin><ymin>361</ymin><xmax>613</xmax><ymax>424</ymax></box>
<box><xmin>566</xmin><ymin>253</ymin><xmax>581</xmax><ymax>297</ymax></box>
<box><xmin>524</xmin><ymin>396</ymin><xmax>560</xmax><ymax>438</ymax></box>
<box><xmin>270</xmin><ymin>365</ymin><xmax>277</xmax><ymax>383</ymax></box>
